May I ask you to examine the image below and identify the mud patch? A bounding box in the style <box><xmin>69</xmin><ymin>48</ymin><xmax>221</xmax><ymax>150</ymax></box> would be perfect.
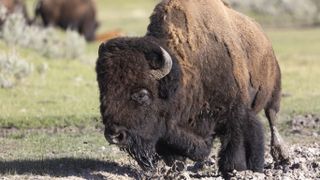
<box><xmin>144</xmin><ymin>143</ymin><xmax>320</xmax><ymax>179</ymax></box>
<box><xmin>0</xmin><ymin>143</ymin><xmax>319</xmax><ymax>179</ymax></box>
<box><xmin>291</xmin><ymin>114</ymin><xmax>320</xmax><ymax>137</ymax></box>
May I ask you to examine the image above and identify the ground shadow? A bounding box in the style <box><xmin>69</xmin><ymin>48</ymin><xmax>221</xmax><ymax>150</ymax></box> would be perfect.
<box><xmin>0</xmin><ymin>158</ymin><xmax>140</xmax><ymax>179</ymax></box>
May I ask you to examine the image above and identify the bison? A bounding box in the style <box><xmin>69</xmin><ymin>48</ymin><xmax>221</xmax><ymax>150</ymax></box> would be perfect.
<box><xmin>96</xmin><ymin>0</ymin><xmax>289</xmax><ymax>177</ymax></box>
<box><xmin>34</xmin><ymin>0</ymin><xmax>98</xmax><ymax>41</ymax></box>
<box><xmin>0</xmin><ymin>0</ymin><xmax>30</xmax><ymax>25</ymax></box>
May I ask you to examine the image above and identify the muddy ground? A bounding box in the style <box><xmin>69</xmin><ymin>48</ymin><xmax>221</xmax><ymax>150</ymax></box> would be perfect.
<box><xmin>1</xmin><ymin>115</ymin><xmax>319</xmax><ymax>180</ymax></box>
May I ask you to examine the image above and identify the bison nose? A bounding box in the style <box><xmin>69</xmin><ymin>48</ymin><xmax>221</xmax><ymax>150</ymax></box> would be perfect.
<box><xmin>105</xmin><ymin>130</ymin><xmax>127</xmax><ymax>145</ymax></box>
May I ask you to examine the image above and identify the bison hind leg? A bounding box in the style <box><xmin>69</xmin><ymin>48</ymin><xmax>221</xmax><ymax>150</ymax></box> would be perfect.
<box><xmin>264</xmin><ymin>82</ymin><xmax>290</xmax><ymax>165</ymax></box>
<box><xmin>244</xmin><ymin>112</ymin><xmax>265</xmax><ymax>172</ymax></box>
<box><xmin>265</xmin><ymin>108</ymin><xmax>290</xmax><ymax>165</ymax></box>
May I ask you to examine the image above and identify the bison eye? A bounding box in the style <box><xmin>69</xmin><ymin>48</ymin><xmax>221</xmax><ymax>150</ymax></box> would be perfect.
<box><xmin>131</xmin><ymin>89</ymin><xmax>151</xmax><ymax>106</ymax></box>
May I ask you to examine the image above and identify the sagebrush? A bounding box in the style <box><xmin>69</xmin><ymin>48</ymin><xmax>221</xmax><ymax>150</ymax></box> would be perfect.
<box><xmin>0</xmin><ymin>11</ymin><xmax>86</xmax><ymax>59</ymax></box>
<box><xmin>0</xmin><ymin>51</ymin><xmax>33</xmax><ymax>88</ymax></box>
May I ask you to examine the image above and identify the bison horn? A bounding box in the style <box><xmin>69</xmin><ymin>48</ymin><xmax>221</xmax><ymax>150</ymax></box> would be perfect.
<box><xmin>149</xmin><ymin>47</ymin><xmax>173</xmax><ymax>80</ymax></box>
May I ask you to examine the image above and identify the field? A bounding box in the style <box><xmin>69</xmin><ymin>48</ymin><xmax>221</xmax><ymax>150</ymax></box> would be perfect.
<box><xmin>0</xmin><ymin>0</ymin><xmax>319</xmax><ymax>179</ymax></box>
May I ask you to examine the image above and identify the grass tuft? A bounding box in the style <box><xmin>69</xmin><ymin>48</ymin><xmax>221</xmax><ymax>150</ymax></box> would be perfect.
<box><xmin>0</xmin><ymin>50</ymin><xmax>33</xmax><ymax>88</ymax></box>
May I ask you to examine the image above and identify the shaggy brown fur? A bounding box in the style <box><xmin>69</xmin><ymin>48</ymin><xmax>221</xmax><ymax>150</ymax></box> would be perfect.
<box><xmin>34</xmin><ymin>0</ymin><xmax>98</xmax><ymax>41</ymax></box>
<box><xmin>0</xmin><ymin>0</ymin><xmax>29</xmax><ymax>24</ymax></box>
<box><xmin>96</xmin><ymin>0</ymin><xmax>289</xmax><ymax>178</ymax></box>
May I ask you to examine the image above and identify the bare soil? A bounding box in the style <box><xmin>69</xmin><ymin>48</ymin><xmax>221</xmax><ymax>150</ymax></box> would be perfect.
<box><xmin>1</xmin><ymin>115</ymin><xmax>319</xmax><ymax>179</ymax></box>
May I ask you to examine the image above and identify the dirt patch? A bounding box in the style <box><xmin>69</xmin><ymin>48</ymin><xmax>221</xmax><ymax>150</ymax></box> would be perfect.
<box><xmin>2</xmin><ymin>143</ymin><xmax>318</xmax><ymax>179</ymax></box>
<box><xmin>290</xmin><ymin>114</ymin><xmax>320</xmax><ymax>137</ymax></box>
<box><xmin>143</xmin><ymin>143</ymin><xmax>320</xmax><ymax>179</ymax></box>
<box><xmin>0</xmin><ymin>125</ymin><xmax>104</xmax><ymax>138</ymax></box>
<box><xmin>1</xmin><ymin>116</ymin><xmax>319</xmax><ymax>180</ymax></box>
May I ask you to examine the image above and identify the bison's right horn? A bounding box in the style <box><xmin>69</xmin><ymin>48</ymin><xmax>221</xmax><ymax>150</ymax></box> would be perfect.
<box><xmin>149</xmin><ymin>47</ymin><xmax>173</xmax><ymax>80</ymax></box>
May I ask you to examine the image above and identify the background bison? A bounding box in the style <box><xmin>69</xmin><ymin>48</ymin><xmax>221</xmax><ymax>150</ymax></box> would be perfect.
<box><xmin>34</xmin><ymin>0</ymin><xmax>98</xmax><ymax>41</ymax></box>
<box><xmin>0</xmin><ymin>0</ymin><xmax>29</xmax><ymax>25</ymax></box>
<box><xmin>96</xmin><ymin>0</ymin><xmax>289</xmax><ymax>178</ymax></box>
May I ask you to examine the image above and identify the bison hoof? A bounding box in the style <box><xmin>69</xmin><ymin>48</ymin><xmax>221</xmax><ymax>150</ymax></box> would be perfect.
<box><xmin>271</xmin><ymin>144</ymin><xmax>290</xmax><ymax>166</ymax></box>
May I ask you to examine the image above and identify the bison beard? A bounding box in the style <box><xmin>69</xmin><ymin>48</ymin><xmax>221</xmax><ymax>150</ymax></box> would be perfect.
<box><xmin>96</xmin><ymin>0</ymin><xmax>289</xmax><ymax>178</ymax></box>
<box><xmin>121</xmin><ymin>133</ymin><xmax>160</xmax><ymax>170</ymax></box>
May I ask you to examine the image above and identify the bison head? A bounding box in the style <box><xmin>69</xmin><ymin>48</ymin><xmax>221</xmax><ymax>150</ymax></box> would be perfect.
<box><xmin>96</xmin><ymin>37</ymin><xmax>181</xmax><ymax>170</ymax></box>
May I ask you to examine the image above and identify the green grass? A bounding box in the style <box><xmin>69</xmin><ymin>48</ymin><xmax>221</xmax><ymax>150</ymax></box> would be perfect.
<box><xmin>268</xmin><ymin>29</ymin><xmax>320</xmax><ymax>115</ymax></box>
<box><xmin>0</xmin><ymin>0</ymin><xmax>319</xmax><ymax>177</ymax></box>
<box><xmin>0</xmin><ymin>0</ymin><xmax>159</xmax><ymax>129</ymax></box>
<box><xmin>0</xmin><ymin>41</ymin><xmax>99</xmax><ymax>129</ymax></box>
<box><xmin>96</xmin><ymin>0</ymin><xmax>156</xmax><ymax>35</ymax></box>
<box><xmin>2</xmin><ymin>0</ymin><xmax>318</xmax><ymax>129</ymax></box>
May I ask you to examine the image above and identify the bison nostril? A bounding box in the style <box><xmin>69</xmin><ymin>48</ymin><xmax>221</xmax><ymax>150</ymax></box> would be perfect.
<box><xmin>109</xmin><ymin>131</ymin><xmax>126</xmax><ymax>145</ymax></box>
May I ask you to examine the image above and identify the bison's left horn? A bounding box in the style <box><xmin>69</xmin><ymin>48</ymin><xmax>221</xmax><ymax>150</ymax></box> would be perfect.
<box><xmin>150</xmin><ymin>47</ymin><xmax>173</xmax><ymax>80</ymax></box>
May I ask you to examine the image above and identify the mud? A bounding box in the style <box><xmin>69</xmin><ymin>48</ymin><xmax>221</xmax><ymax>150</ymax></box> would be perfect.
<box><xmin>147</xmin><ymin>143</ymin><xmax>320</xmax><ymax>180</ymax></box>
<box><xmin>290</xmin><ymin>114</ymin><xmax>320</xmax><ymax>137</ymax></box>
<box><xmin>1</xmin><ymin>115</ymin><xmax>319</xmax><ymax>179</ymax></box>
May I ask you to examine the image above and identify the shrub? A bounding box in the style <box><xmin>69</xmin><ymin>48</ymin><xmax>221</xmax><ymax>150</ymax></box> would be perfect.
<box><xmin>0</xmin><ymin>10</ymin><xmax>86</xmax><ymax>60</ymax></box>
<box><xmin>0</xmin><ymin>51</ymin><xmax>33</xmax><ymax>88</ymax></box>
<box><xmin>0</xmin><ymin>4</ymin><xmax>7</xmax><ymax>24</ymax></box>
<box><xmin>226</xmin><ymin>0</ymin><xmax>320</xmax><ymax>27</ymax></box>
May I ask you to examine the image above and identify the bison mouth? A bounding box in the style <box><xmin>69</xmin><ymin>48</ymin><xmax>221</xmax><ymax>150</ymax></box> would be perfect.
<box><xmin>121</xmin><ymin>134</ymin><xmax>160</xmax><ymax>171</ymax></box>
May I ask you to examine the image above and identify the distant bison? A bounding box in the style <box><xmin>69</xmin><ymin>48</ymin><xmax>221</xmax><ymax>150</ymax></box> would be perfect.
<box><xmin>35</xmin><ymin>0</ymin><xmax>98</xmax><ymax>41</ymax></box>
<box><xmin>0</xmin><ymin>0</ymin><xmax>30</xmax><ymax>25</ymax></box>
<box><xmin>96</xmin><ymin>0</ymin><xmax>289</xmax><ymax>177</ymax></box>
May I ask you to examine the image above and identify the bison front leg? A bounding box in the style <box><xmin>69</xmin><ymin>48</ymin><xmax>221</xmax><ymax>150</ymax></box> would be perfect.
<box><xmin>217</xmin><ymin>109</ymin><xmax>264</xmax><ymax>178</ymax></box>
<box><xmin>163</xmin><ymin>126</ymin><xmax>212</xmax><ymax>162</ymax></box>
<box><xmin>218</xmin><ymin>128</ymin><xmax>247</xmax><ymax>178</ymax></box>
<box><xmin>156</xmin><ymin>140</ymin><xmax>186</xmax><ymax>166</ymax></box>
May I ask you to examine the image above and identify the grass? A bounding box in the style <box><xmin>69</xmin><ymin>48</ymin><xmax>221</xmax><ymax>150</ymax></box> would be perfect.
<box><xmin>1</xmin><ymin>0</ymin><xmax>317</xmax><ymax>130</ymax></box>
<box><xmin>0</xmin><ymin>0</ymin><xmax>158</xmax><ymax>129</ymax></box>
<box><xmin>268</xmin><ymin>29</ymin><xmax>320</xmax><ymax>115</ymax></box>
<box><xmin>0</xmin><ymin>41</ymin><xmax>99</xmax><ymax>129</ymax></box>
<box><xmin>0</xmin><ymin>0</ymin><xmax>319</xmax><ymax>177</ymax></box>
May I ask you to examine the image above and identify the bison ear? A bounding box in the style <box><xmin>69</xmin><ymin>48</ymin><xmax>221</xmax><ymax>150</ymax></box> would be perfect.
<box><xmin>98</xmin><ymin>41</ymin><xmax>121</xmax><ymax>58</ymax></box>
<box><xmin>144</xmin><ymin>45</ymin><xmax>181</xmax><ymax>99</ymax></box>
<box><xmin>145</xmin><ymin>49</ymin><xmax>163</xmax><ymax>70</ymax></box>
<box><xmin>98</xmin><ymin>42</ymin><xmax>107</xmax><ymax>57</ymax></box>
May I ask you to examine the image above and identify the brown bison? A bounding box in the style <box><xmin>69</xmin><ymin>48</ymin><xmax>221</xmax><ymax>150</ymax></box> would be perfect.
<box><xmin>0</xmin><ymin>0</ymin><xmax>29</xmax><ymax>24</ymax></box>
<box><xmin>96</xmin><ymin>0</ymin><xmax>289</xmax><ymax>177</ymax></box>
<box><xmin>34</xmin><ymin>0</ymin><xmax>98</xmax><ymax>41</ymax></box>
